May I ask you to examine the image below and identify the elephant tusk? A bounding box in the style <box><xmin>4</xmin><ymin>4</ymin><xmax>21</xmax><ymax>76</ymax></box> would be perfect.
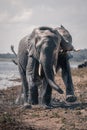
<box><xmin>38</xmin><ymin>63</ymin><xmax>42</xmax><ymax>76</ymax></box>
<box><xmin>61</xmin><ymin>48</ymin><xmax>80</xmax><ymax>53</ymax></box>
<box><xmin>53</xmin><ymin>65</ymin><xmax>57</xmax><ymax>75</ymax></box>
<box><xmin>73</xmin><ymin>49</ymin><xmax>81</xmax><ymax>52</ymax></box>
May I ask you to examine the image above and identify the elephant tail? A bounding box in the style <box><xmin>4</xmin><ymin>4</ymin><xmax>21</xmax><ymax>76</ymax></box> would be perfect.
<box><xmin>11</xmin><ymin>45</ymin><xmax>17</xmax><ymax>57</ymax></box>
<box><xmin>11</xmin><ymin>45</ymin><xmax>18</xmax><ymax>65</ymax></box>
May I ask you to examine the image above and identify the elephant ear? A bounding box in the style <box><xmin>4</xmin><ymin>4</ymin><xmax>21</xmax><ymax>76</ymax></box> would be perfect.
<box><xmin>55</xmin><ymin>25</ymin><xmax>65</xmax><ymax>31</ymax></box>
<box><xmin>27</xmin><ymin>28</ymin><xmax>44</xmax><ymax>59</ymax></box>
<box><xmin>56</xmin><ymin>25</ymin><xmax>74</xmax><ymax>51</ymax></box>
<box><xmin>27</xmin><ymin>29</ymin><xmax>38</xmax><ymax>57</ymax></box>
<box><xmin>29</xmin><ymin>28</ymin><xmax>44</xmax><ymax>59</ymax></box>
<box><xmin>33</xmin><ymin>28</ymin><xmax>43</xmax><ymax>47</ymax></box>
<box><xmin>61</xmin><ymin>25</ymin><xmax>65</xmax><ymax>29</ymax></box>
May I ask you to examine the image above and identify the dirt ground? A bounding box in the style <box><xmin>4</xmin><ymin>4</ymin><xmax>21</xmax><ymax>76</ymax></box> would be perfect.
<box><xmin>0</xmin><ymin>68</ymin><xmax>87</xmax><ymax>130</ymax></box>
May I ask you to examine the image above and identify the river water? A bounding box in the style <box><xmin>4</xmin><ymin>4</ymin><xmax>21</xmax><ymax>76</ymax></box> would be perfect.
<box><xmin>0</xmin><ymin>61</ymin><xmax>20</xmax><ymax>89</ymax></box>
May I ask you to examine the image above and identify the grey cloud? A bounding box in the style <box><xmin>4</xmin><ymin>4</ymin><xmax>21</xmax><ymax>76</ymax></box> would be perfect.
<box><xmin>0</xmin><ymin>0</ymin><xmax>87</xmax><ymax>53</ymax></box>
<box><xmin>0</xmin><ymin>0</ymin><xmax>33</xmax><ymax>24</ymax></box>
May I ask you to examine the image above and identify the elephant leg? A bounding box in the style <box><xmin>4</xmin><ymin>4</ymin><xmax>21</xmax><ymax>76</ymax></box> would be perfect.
<box><xmin>58</xmin><ymin>53</ymin><xmax>77</xmax><ymax>102</ymax></box>
<box><xmin>26</xmin><ymin>56</ymin><xmax>38</xmax><ymax>105</ymax></box>
<box><xmin>39</xmin><ymin>78</ymin><xmax>52</xmax><ymax>108</ymax></box>
<box><xmin>18</xmin><ymin>63</ymin><xmax>29</xmax><ymax>105</ymax></box>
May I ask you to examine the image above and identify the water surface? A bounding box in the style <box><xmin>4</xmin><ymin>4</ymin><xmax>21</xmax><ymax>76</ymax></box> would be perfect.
<box><xmin>0</xmin><ymin>61</ymin><xmax>20</xmax><ymax>89</ymax></box>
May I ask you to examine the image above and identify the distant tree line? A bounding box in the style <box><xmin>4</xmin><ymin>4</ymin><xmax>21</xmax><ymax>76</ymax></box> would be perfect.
<box><xmin>0</xmin><ymin>53</ymin><xmax>16</xmax><ymax>59</ymax></box>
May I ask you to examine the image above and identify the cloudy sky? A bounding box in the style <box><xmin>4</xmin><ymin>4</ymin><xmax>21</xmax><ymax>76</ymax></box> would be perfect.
<box><xmin>0</xmin><ymin>0</ymin><xmax>87</xmax><ymax>53</ymax></box>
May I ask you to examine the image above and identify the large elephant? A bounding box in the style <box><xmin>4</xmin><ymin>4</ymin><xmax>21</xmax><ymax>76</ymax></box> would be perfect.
<box><xmin>14</xmin><ymin>26</ymin><xmax>76</xmax><ymax>108</ymax></box>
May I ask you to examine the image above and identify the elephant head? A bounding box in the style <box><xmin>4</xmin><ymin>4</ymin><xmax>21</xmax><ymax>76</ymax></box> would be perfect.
<box><xmin>56</xmin><ymin>25</ymin><xmax>74</xmax><ymax>51</ymax></box>
<box><xmin>33</xmin><ymin>27</ymin><xmax>63</xmax><ymax>94</ymax></box>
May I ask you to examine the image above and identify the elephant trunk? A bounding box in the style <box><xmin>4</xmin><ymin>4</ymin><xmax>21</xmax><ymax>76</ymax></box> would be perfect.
<box><xmin>40</xmin><ymin>51</ymin><xmax>63</xmax><ymax>94</ymax></box>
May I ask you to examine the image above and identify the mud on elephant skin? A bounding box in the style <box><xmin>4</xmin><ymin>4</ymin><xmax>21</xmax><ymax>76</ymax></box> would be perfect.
<box><xmin>11</xmin><ymin>26</ymin><xmax>76</xmax><ymax>108</ymax></box>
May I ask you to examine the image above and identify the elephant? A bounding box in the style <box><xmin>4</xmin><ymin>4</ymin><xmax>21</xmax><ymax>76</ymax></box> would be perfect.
<box><xmin>12</xmin><ymin>25</ymin><xmax>76</xmax><ymax>108</ymax></box>
<box><xmin>78</xmin><ymin>60</ymin><xmax>87</xmax><ymax>68</ymax></box>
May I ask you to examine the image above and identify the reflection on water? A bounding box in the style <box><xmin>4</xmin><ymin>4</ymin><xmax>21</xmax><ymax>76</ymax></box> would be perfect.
<box><xmin>0</xmin><ymin>61</ymin><xmax>20</xmax><ymax>89</ymax></box>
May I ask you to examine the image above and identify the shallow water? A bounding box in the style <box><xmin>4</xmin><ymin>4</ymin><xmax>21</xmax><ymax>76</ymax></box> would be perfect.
<box><xmin>0</xmin><ymin>61</ymin><xmax>20</xmax><ymax>89</ymax></box>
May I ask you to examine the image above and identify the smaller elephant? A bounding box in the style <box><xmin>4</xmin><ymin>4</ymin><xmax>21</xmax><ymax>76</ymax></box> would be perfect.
<box><xmin>78</xmin><ymin>60</ymin><xmax>87</xmax><ymax>68</ymax></box>
<box><xmin>11</xmin><ymin>25</ymin><xmax>76</xmax><ymax>108</ymax></box>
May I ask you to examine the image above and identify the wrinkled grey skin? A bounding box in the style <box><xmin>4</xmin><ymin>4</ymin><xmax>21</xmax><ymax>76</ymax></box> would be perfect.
<box><xmin>56</xmin><ymin>25</ymin><xmax>73</xmax><ymax>51</ymax></box>
<box><xmin>14</xmin><ymin>26</ymin><xmax>76</xmax><ymax>108</ymax></box>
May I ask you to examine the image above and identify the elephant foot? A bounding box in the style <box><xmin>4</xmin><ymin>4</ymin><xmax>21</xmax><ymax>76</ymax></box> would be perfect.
<box><xmin>29</xmin><ymin>100</ymin><xmax>38</xmax><ymax>105</ymax></box>
<box><xmin>22</xmin><ymin>103</ymin><xmax>32</xmax><ymax>109</ymax></box>
<box><xmin>40</xmin><ymin>104</ymin><xmax>53</xmax><ymax>109</ymax></box>
<box><xmin>31</xmin><ymin>100</ymin><xmax>38</xmax><ymax>105</ymax></box>
<box><xmin>15</xmin><ymin>94</ymin><xmax>25</xmax><ymax>105</ymax></box>
<box><xmin>66</xmin><ymin>95</ymin><xmax>77</xmax><ymax>102</ymax></box>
